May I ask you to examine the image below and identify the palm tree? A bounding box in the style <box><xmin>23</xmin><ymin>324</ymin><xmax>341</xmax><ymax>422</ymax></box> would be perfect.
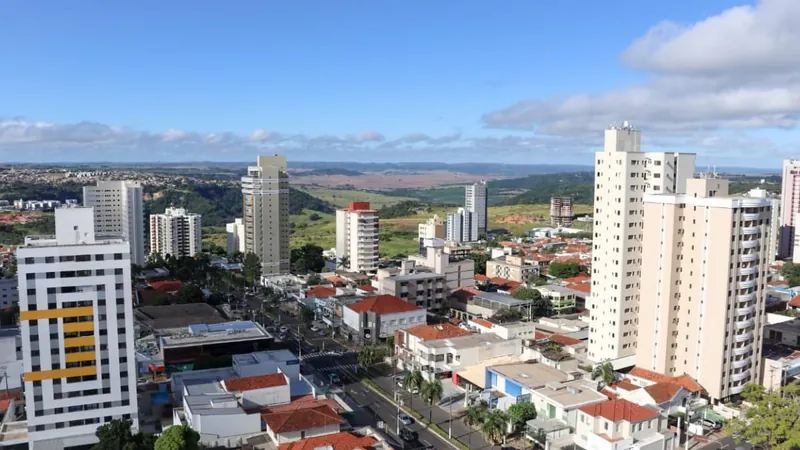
<box><xmin>403</xmin><ymin>369</ymin><xmax>424</xmax><ymax>413</ymax></box>
<box><xmin>420</xmin><ymin>378</ymin><xmax>443</xmax><ymax>425</ymax></box>
<box><xmin>481</xmin><ymin>409</ymin><xmax>508</xmax><ymax>447</ymax></box>
<box><xmin>463</xmin><ymin>401</ymin><xmax>488</xmax><ymax>447</ymax></box>
<box><xmin>357</xmin><ymin>346</ymin><xmax>379</xmax><ymax>373</ymax></box>
<box><xmin>337</xmin><ymin>256</ymin><xmax>350</xmax><ymax>270</ymax></box>
<box><xmin>592</xmin><ymin>360</ymin><xmax>616</xmax><ymax>387</ymax></box>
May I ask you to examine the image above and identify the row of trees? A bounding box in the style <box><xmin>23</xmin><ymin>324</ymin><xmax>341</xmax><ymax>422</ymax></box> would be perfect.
<box><xmin>725</xmin><ymin>383</ymin><xmax>800</xmax><ymax>449</ymax></box>
<box><xmin>94</xmin><ymin>419</ymin><xmax>198</xmax><ymax>450</ymax></box>
<box><xmin>462</xmin><ymin>397</ymin><xmax>536</xmax><ymax>446</ymax></box>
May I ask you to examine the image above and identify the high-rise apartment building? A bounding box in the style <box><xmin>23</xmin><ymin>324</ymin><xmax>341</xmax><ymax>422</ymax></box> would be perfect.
<box><xmin>746</xmin><ymin>187</ymin><xmax>779</xmax><ymax>266</ymax></box>
<box><xmin>446</xmin><ymin>208</ymin><xmax>477</xmax><ymax>243</ymax></box>
<box><xmin>589</xmin><ymin>122</ymin><xmax>696</xmax><ymax>363</ymax></box>
<box><xmin>550</xmin><ymin>196</ymin><xmax>574</xmax><ymax>227</ymax></box>
<box><xmin>16</xmin><ymin>207</ymin><xmax>138</xmax><ymax>448</ymax></box>
<box><xmin>335</xmin><ymin>202</ymin><xmax>379</xmax><ymax>272</ymax></box>
<box><xmin>226</xmin><ymin>218</ymin><xmax>246</xmax><ymax>255</ymax></box>
<box><xmin>82</xmin><ymin>181</ymin><xmax>145</xmax><ymax>266</ymax></box>
<box><xmin>465</xmin><ymin>180</ymin><xmax>488</xmax><ymax>236</ymax></box>
<box><xmin>242</xmin><ymin>156</ymin><xmax>290</xmax><ymax>276</ymax></box>
<box><xmin>779</xmin><ymin>160</ymin><xmax>800</xmax><ymax>260</ymax></box>
<box><xmin>418</xmin><ymin>214</ymin><xmax>445</xmax><ymax>255</ymax></box>
<box><xmin>149</xmin><ymin>207</ymin><xmax>202</xmax><ymax>257</ymax></box>
<box><xmin>637</xmin><ymin>178</ymin><xmax>770</xmax><ymax>401</ymax></box>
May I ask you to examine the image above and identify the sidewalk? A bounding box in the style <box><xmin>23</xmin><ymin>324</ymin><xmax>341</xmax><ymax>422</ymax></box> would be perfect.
<box><xmin>371</xmin><ymin>373</ymin><xmax>494</xmax><ymax>450</ymax></box>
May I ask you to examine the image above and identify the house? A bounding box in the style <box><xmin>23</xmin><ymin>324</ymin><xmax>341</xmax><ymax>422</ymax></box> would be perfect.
<box><xmin>278</xmin><ymin>431</ymin><xmax>381</xmax><ymax>450</ymax></box>
<box><xmin>342</xmin><ymin>295</ymin><xmax>426</xmax><ymax>345</ymax></box>
<box><xmin>575</xmin><ymin>399</ymin><xmax>677</xmax><ymax>450</ymax></box>
<box><xmin>486</xmin><ymin>255</ymin><xmax>540</xmax><ymax>283</ymax></box>
<box><xmin>486</xmin><ymin>362</ymin><xmax>578</xmax><ymax>411</ymax></box>
<box><xmin>624</xmin><ymin>367</ymin><xmax>704</xmax><ymax>395</ymax></box>
<box><xmin>530</xmin><ymin>378</ymin><xmax>608</xmax><ymax>427</ymax></box>
<box><xmin>467</xmin><ymin>319</ymin><xmax>540</xmax><ymax>342</ymax></box>
<box><xmin>603</xmin><ymin>381</ymin><xmax>692</xmax><ymax>416</ymax></box>
<box><xmin>263</xmin><ymin>404</ymin><xmax>344</xmax><ymax>445</ymax></box>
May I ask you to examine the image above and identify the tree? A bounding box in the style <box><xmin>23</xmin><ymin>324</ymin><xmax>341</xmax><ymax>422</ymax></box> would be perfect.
<box><xmin>357</xmin><ymin>346</ymin><xmax>387</xmax><ymax>372</ymax></box>
<box><xmin>300</xmin><ymin>307</ymin><xmax>315</xmax><ymax>324</ymax></box>
<box><xmin>782</xmin><ymin>261</ymin><xmax>800</xmax><ymax>287</ymax></box>
<box><xmin>463</xmin><ymin>401</ymin><xmax>489</xmax><ymax>447</ymax></box>
<box><xmin>337</xmin><ymin>256</ymin><xmax>350</xmax><ymax>270</ymax></box>
<box><xmin>469</xmin><ymin>252</ymin><xmax>490</xmax><ymax>275</ymax></box>
<box><xmin>291</xmin><ymin>244</ymin><xmax>326</xmax><ymax>273</ymax></box>
<box><xmin>2</xmin><ymin>260</ymin><xmax>16</xmax><ymax>279</ymax></box>
<box><xmin>93</xmin><ymin>418</ymin><xmax>154</xmax><ymax>450</ymax></box>
<box><xmin>154</xmin><ymin>424</ymin><xmax>200</xmax><ymax>450</ymax></box>
<box><xmin>175</xmin><ymin>284</ymin><xmax>205</xmax><ymax>304</ymax></box>
<box><xmin>386</xmin><ymin>335</ymin><xmax>395</xmax><ymax>352</ymax></box>
<box><xmin>403</xmin><ymin>369</ymin><xmax>425</xmax><ymax>413</ymax></box>
<box><xmin>492</xmin><ymin>308</ymin><xmax>523</xmax><ymax>323</ymax></box>
<box><xmin>230</xmin><ymin>251</ymin><xmax>244</xmax><ymax>263</ymax></box>
<box><xmin>512</xmin><ymin>287</ymin><xmax>541</xmax><ymax>301</ymax></box>
<box><xmin>242</xmin><ymin>252</ymin><xmax>261</xmax><ymax>286</ymax></box>
<box><xmin>547</xmin><ymin>261</ymin><xmax>584</xmax><ymax>279</ymax></box>
<box><xmin>507</xmin><ymin>402</ymin><xmax>537</xmax><ymax>432</ymax></box>
<box><xmin>309</xmin><ymin>213</ymin><xmax>322</xmax><ymax>221</ymax></box>
<box><xmin>592</xmin><ymin>361</ymin><xmax>616</xmax><ymax>387</ymax></box>
<box><xmin>306</xmin><ymin>273</ymin><xmax>322</xmax><ymax>286</ymax></box>
<box><xmin>725</xmin><ymin>384</ymin><xmax>800</xmax><ymax>449</ymax></box>
<box><xmin>741</xmin><ymin>383</ymin><xmax>765</xmax><ymax>402</ymax></box>
<box><xmin>481</xmin><ymin>409</ymin><xmax>508</xmax><ymax>446</ymax></box>
<box><xmin>420</xmin><ymin>378</ymin><xmax>443</xmax><ymax>425</ymax></box>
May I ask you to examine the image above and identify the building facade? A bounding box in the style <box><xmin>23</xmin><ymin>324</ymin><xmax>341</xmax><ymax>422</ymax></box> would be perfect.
<box><xmin>550</xmin><ymin>196</ymin><xmax>574</xmax><ymax>227</ymax></box>
<box><xmin>0</xmin><ymin>278</ymin><xmax>18</xmax><ymax>310</ymax></box>
<box><xmin>446</xmin><ymin>208</ymin><xmax>477</xmax><ymax>243</ymax></box>
<box><xmin>226</xmin><ymin>218</ymin><xmax>246</xmax><ymax>255</ymax></box>
<box><xmin>486</xmin><ymin>255</ymin><xmax>539</xmax><ymax>283</ymax></box>
<box><xmin>16</xmin><ymin>207</ymin><xmax>138</xmax><ymax>448</ymax></box>
<box><xmin>242</xmin><ymin>155</ymin><xmax>290</xmax><ymax>275</ymax></box>
<box><xmin>342</xmin><ymin>295</ymin><xmax>426</xmax><ymax>345</ymax></box>
<box><xmin>588</xmin><ymin>122</ymin><xmax>696</xmax><ymax>363</ymax></box>
<box><xmin>82</xmin><ymin>180</ymin><xmax>145</xmax><ymax>266</ymax></box>
<box><xmin>418</xmin><ymin>215</ymin><xmax>445</xmax><ymax>255</ymax></box>
<box><xmin>149</xmin><ymin>207</ymin><xmax>202</xmax><ymax>258</ymax></box>
<box><xmin>636</xmin><ymin>178</ymin><xmax>771</xmax><ymax>401</ymax></box>
<box><xmin>465</xmin><ymin>180</ymin><xmax>488</xmax><ymax>236</ymax></box>
<box><xmin>779</xmin><ymin>159</ymin><xmax>800</xmax><ymax>260</ymax></box>
<box><xmin>335</xmin><ymin>202</ymin><xmax>379</xmax><ymax>272</ymax></box>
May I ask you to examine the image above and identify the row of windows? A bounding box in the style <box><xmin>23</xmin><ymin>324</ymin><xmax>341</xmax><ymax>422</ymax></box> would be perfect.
<box><xmin>27</xmin><ymin>297</ymin><xmax>125</xmax><ymax>311</ymax></box>
<box><xmin>26</xmin><ymin>268</ymin><xmax>124</xmax><ymax>280</ymax></box>
<box><xmin>23</xmin><ymin>254</ymin><xmax>124</xmax><ymax>265</ymax></box>
<box><xmin>32</xmin><ymin>412</ymin><xmax>131</xmax><ymax>429</ymax></box>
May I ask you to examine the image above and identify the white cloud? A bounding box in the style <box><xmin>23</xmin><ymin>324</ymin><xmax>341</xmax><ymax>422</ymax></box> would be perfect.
<box><xmin>347</xmin><ymin>130</ymin><xmax>385</xmax><ymax>143</ymax></box>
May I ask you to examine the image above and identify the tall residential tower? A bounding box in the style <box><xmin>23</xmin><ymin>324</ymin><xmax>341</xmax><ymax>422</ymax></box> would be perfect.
<box><xmin>588</xmin><ymin>122</ymin><xmax>696</xmax><ymax>363</ymax></box>
<box><xmin>242</xmin><ymin>155</ymin><xmax>290</xmax><ymax>275</ymax></box>
<box><xmin>335</xmin><ymin>202</ymin><xmax>380</xmax><ymax>272</ymax></box>
<box><xmin>149</xmin><ymin>207</ymin><xmax>202</xmax><ymax>258</ymax></box>
<box><xmin>17</xmin><ymin>207</ymin><xmax>138</xmax><ymax>448</ymax></box>
<box><xmin>779</xmin><ymin>159</ymin><xmax>800</xmax><ymax>260</ymax></box>
<box><xmin>82</xmin><ymin>181</ymin><xmax>145</xmax><ymax>266</ymax></box>
<box><xmin>465</xmin><ymin>180</ymin><xmax>488</xmax><ymax>236</ymax></box>
<box><xmin>637</xmin><ymin>178</ymin><xmax>770</xmax><ymax>401</ymax></box>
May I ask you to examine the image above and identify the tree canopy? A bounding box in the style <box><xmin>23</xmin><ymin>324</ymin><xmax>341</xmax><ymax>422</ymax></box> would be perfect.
<box><xmin>782</xmin><ymin>262</ymin><xmax>800</xmax><ymax>287</ymax></box>
<box><xmin>725</xmin><ymin>384</ymin><xmax>800</xmax><ymax>449</ymax></box>
<box><xmin>291</xmin><ymin>243</ymin><xmax>326</xmax><ymax>273</ymax></box>
<box><xmin>507</xmin><ymin>402</ymin><xmax>537</xmax><ymax>432</ymax></box>
<box><xmin>242</xmin><ymin>252</ymin><xmax>262</xmax><ymax>285</ymax></box>
<box><xmin>547</xmin><ymin>261</ymin><xmax>584</xmax><ymax>279</ymax></box>
<box><xmin>93</xmin><ymin>419</ymin><xmax>155</xmax><ymax>450</ymax></box>
<box><xmin>154</xmin><ymin>424</ymin><xmax>201</xmax><ymax>450</ymax></box>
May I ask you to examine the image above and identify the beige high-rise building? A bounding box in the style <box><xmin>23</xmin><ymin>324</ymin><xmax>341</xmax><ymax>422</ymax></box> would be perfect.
<box><xmin>779</xmin><ymin>160</ymin><xmax>800</xmax><ymax>260</ymax></box>
<box><xmin>637</xmin><ymin>178</ymin><xmax>771</xmax><ymax>401</ymax></box>
<box><xmin>82</xmin><ymin>180</ymin><xmax>145</xmax><ymax>266</ymax></box>
<box><xmin>588</xmin><ymin>122</ymin><xmax>696</xmax><ymax>363</ymax></box>
<box><xmin>418</xmin><ymin>215</ymin><xmax>445</xmax><ymax>255</ymax></box>
<box><xmin>335</xmin><ymin>201</ymin><xmax>379</xmax><ymax>272</ymax></box>
<box><xmin>242</xmin><ymin>155</ymin><xmax>290</xmax><ymax>275</ymax></box>
<box><xmin>149</xmin><ymin>207</ymin><xmax>202</xmax><ymax>257</ymax></box>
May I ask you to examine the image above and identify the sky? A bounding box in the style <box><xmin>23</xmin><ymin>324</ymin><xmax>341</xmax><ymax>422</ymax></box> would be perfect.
<box><xmin>1</xmin><ymin>0</ymin><xmax>799</xmax><ymax>166</ymax></box>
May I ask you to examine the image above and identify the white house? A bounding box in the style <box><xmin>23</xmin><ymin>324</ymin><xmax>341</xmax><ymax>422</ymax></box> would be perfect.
<box><xmin>575</xmin><ymin>399</ymin><xmax>677</xmax><ymax>450</ymax></box>
<box><xmin>342</xmin><ymin>294</ymin><xmax>426</xmax><ymax>345</ymax></box>
<box><xmin>468</xmin><ymin>318</ymin><xmax>541</xmax><ymax>342</ymax></box>
<box><xmin>530</xmin><ymin>379</ymin><xmax>608</xmax><ymax>427</ymax></box>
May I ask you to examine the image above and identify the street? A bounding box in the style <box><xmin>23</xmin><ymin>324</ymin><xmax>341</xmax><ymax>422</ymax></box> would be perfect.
<box><xmin>692</xmin><ymin>435</ymin><xmax>750</xmax><ymax>450</ymax></box>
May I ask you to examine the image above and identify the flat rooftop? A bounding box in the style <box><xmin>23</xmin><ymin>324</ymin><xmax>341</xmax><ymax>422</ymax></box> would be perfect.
<box><xmin>162</xmin><ymin>321</ymin><xmax>272</xmax><ymax>348</ymax></box>
<box><xmin>535</xmin><ymin>379</ymin><xmax>607</xmax><ymax>408</ymax></box>
<box><xmin>424</xmin><ymin>333</ymin><xmax>508</xmax><ymax>350</ymax></box>
<box><xmin>766</xmin><ymin>319</ymin><xmax>800</xmax><ymax>334</ymax></box>
<box><xmin>489</xmin><ymin>362</ymin><xmax>570</xmax><ymax>390</ymax></box>
<box><xmin>472</xmin><ymin>291</ymin><xmax>531</xmax><ymax>308</ymax></box>
<box><xmin>136</xmin><ymin>303</ymin><xmax>226</xmax><ymax>330</ymax></box>
<box><xmin>233</xmin><ymin>349</ymin><xmax>299</xmax><ymax>366</ymax></box>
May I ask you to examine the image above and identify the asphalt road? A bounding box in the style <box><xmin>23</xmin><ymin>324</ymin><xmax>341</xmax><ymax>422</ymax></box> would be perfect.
<box><xmin>692</xmin><ymin>436</ymin><xmax>751</xmax><ymax>450</ymax></box>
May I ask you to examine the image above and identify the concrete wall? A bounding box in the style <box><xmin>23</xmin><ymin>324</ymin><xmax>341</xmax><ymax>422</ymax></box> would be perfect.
<box><xmin>241</xmin><ymin>384</ymin><xmax>291</xmax><ymax>409</ymax></box>
<box><xmin>268</xmin><ymin>424</ymin><xmax>340</xmax><ymax>445</ymax></box>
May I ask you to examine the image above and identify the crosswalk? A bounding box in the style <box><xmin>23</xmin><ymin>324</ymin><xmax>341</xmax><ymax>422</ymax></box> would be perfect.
<box><xmin>299</xmin><ymin>350</ymin><xmax>356</xmax><ymax>360</ymax></box>
<box><xmin>315</xmin><ymin>363</ymin><xmax>360</xmax><ymax>373</ymax></box>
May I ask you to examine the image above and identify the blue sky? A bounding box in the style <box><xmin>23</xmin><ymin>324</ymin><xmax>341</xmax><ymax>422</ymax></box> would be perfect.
<box><xmin>2</xmin><ymin>0</ymin><xmax>798</xmax><ymax>166</ymax></box>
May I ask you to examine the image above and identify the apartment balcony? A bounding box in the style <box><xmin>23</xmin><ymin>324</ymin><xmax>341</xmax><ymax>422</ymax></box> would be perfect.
<box><xmin>742</xmin><ymin>213</ymin><xmax>761</xmax><ymax>221</ymax></box>
<box><xmin>741</xmin><ymin>240</ymin><xmax>759</xmax><ymax>249</ymax></box>
<box><xmin>740</xmin><ymin>253</ymin><xmax>759</xmax><ymax>263</ymax></box>
<box><xmin>736</xmin><ymin>305</ymin><xmax>755</xmax><ymax>315</ymax></box>
<box><xmin>738</xmin><ymin>266</ymin><xmax>758</xmax><ymax>276</ymax></box>
<box><xmin>730</xmin><ymin>371</ymin><xmax>751</xmax><ymax>383</ymax></box>
<box><xmin>741</xmin><ymin>226</ymin><xmax>759</xmax><ymax>235</ymax></box>
<box><xmin>734</xmin><ymin>318</ymin><xmax>755</xmax><ymax>330</ymax></box>
<box><xmin>729</xmin><ymin>383</ymin><xmax>746</xmax><ymax>395</ymax></box>
<box><xmin>731</xmin><ymin>359</ymin><xmax>751</xmax><ymax>370</ymax></box>
<box><xmin>738</xmin><ymin>279</ymin><xmax>757</xmax><ymax>289</ymax></box>
<box><xmin>732</xmin><ymin>345</ymin><xmax>753</xmax><ymax>357</ymax></box>
<box><xmin>734</xmin><ymin>331</ymin><xmax>754</xmax><ymax>343</ymax></box>
<box><xmin>737</xmin><ymin>292</ymin><xmax>756</xmax><ymax>302</ymax></box>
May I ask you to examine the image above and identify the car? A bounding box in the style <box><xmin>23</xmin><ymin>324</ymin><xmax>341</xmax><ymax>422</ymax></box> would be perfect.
<box><xmin>399</xmin><ymin>428</ymin><xmax>418</xmax><ymax>442</ymax></box>
<box><xmin>279</xmin><ymin>326</ymin><xmax>289</xmax><ymax>333</ymax></box>
<box><xmin>310</xmin><ymin>326</ymin><xmax>320</xmax><ymax>332</ymax></box>
<box><xmin>701</xmin><ymin>419</ymin><xmax>722</xmax><ymax>430</ymax></box>
<box><xmin>316</xmin><ymin>329</ymin><xmax>326</xmax><ymax>336</ymax></box>
<box><xmin>396</xmin><ymin>380</ymin><xmax>404</xmax><ymax>388</ymax></box>
<box><xmin>399</xmin><ymin>413</ymin><xmax>414</xmax><ymax>426</ymax></box>
<box><xmin>408</xmin><ymin>386</ymin><xmax>419</xmax><ymax>394</ymax></box>
<box><xmin>328</xmin><ymin>373</ymin><xmax>341</xmax><ymax>384</ymax></box>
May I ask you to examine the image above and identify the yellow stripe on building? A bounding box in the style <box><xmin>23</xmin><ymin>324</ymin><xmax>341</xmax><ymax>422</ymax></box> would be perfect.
<box><xmin>65</xmin><ymin>351</ymin><xmax>96</xmax><ymax>363</ymax></box>
<box><xmin>63</xmin><ymin>322</ymin><xmax>94</xmax><ymax>333</ymax></box>
<box><xmin>20</xmin><ymin>306</ymin><xmax>94</xmax><ymax>321</ymax></box>
<box><xmin>63</xmin><ymin>336</ymin><xmax>95</xmax><ymax>348</ymax></box>
<box><xmin>23</xmin><ymin>366</ymin><xmax>97</xmax><ymax>382</ymax></box>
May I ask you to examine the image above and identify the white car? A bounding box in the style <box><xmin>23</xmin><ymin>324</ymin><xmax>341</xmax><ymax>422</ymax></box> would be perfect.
<box><xmin>399</xmin><ymin>413</ymin><xmax>414</xmax><ymax>426</ymax></box>
<box><xmin>310</xmin><ymin>326</ymin><xmax>320</xmax><ymax>332</ymax></box>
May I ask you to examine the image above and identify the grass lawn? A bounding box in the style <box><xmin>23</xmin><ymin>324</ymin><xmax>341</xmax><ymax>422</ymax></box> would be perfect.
<box><xmin>296</xmin><ymin>186</ymin><xmax>414</xmax><ymax>209</ymax></box>
<box><xmin>290</xmin><ymin>210</ymin><xmax>337</xmax><ymax>250</ymax></box>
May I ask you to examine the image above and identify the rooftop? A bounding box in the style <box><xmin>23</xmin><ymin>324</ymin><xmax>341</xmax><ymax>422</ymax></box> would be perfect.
<box><xmin>765</xmin><ymin>318</ymin><xmax>800</xmax><ymax>334</ymax></box>
<box><xmin>472</xmin><ymin>291</ymin><xmax>531</xmax><ymax>308</ymax></box>
<box><xmin>643</xmin><ymin>382</ymin><xmax>684</xmax><ymax>404</ymax></box>
<box><xmin>578</xmin><ymin>399</ymin><xmax>660</xmax><ymax>423</ymax></box>
<box><xmin>424</xmin><ymin>333</ymin><xmax>508</xmax><ymax>350</ymax></box>
<box><xmin>223</xmin><ymin>373</ymin><xmax>288</xmax><ymax>392</ymax></box>
<box><xmin>627</xmin><ymin>367</ymin><xmax>704</xmax><ymax>393</ymax></box>
<box><xmin>548</xmin><ymin>334</ymin><xmax>583</xmax><ymax>346</ymax></box>
<box><xmin>232</xmin><ymin>349</ymin><xmax>299</xmax><ymax>367</ymax></box>
<box><xmin>306</xmin><ymin>286</ymin><xmax>337</xmax><ymax>298</ymax></box>
<box><xmin>471</xmin><ymin>318</ymin><xmax>494</xmax><ymax>329</ymax></box>
<box><xmin>136</xmin><ymin>303</ymin><xmax>225</xmax><ymax>331</ymax></box>
<box><xmin>535</xmin><ymin>379</ymin><xmax>607</xmax><ymax>408</ymax></box>
<box><xmin>405</xmin><ymin>323</ymin><xmax>472</xmax><ymax>341</ymax></box>
<box><xmin>389</xmin><ymin>270</ymin><xmax>445</xmax><ymax>282</ymax></box>
<box><xmin>346</xmin><ymin>295</ymin><xmax>423</xmax><ymax>315</ymax></box>
<box><xmin>262</xmin><ymin>404</ymin><xmax>344</xmax><ymax>434</ymax></box>
<box><xmin>262</xmin><ymin>394</ymin><xmax>346</xmax><ymax>415</ymax></box>
<box><xmin>489</xmin><ymin>362</ymin><xmax>570</xmax><ymax>390</ymax></box>
<box><xmin>278</xmin><ymin>431</ymin><xmax>378</xmax><ymax>450</ymax></box>
<box><xmin>161</xmin><ymin>320</ymin><xmax>272</xmax><ymax>348</ymax></box>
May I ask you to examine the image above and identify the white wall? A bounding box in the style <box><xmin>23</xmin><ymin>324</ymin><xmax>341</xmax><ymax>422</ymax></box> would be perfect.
<box><xmin>195</xmin><ymin>411</ymin><xmax>261</xmax><ymax>439</ymax></box>
<box><xmin>342</xmin><ymin>306</ymin><xmax>360</xmax><ymax>332</ymax></box>
<box><xmin>241</xmin><ymin>384</ymin><xmax>291</xmax><ymax>410</ymax></box>
<box><xmin>268</xmin><ymin>424</ymin><xmax>341</xmax><ymax>445</ymax></box>
<box><xmin>379</xmin><ymin>310</ymin><xmax>427</xmax><ymax>337</ymax></box>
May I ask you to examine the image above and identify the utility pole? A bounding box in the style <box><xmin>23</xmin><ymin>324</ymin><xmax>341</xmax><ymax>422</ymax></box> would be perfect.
<box><xmin>448</xmin><ymin>395</ymin><xmax>453</xmax><ymax>439</ymax></box>
<box><xmin>297</xmin><ymin>326</ymin><xmax>302</xmax><ymax>359</ymax></box>
<box><xmin>392</xmin><ymin>356</ymin><xmax>400</xmax><ymax>435</ymax></box>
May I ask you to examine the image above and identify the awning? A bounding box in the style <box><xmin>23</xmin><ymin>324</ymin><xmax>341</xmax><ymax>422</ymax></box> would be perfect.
<box><xmin>456</xmin><ymin>355</ymin><xmax>520</xmax><ymax>388</ymax></box>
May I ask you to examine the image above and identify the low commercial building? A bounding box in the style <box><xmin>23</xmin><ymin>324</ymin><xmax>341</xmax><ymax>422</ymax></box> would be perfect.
<box><xmin>486</xmin><ymin>362</ymin><xmax>579</xmax><ymax>410</ymax></box>
<box><xmin>449</xmin><ymin>291</ymin><xmax>533</xmax><ymax>322</ymax></box>
<box><xmin>375</xmin><ymin>261</ymin><xmax>446</xmax><ymax>309</ymax></box>
<box><xmin>468</xmin><ymin>318</ymin><xmax>541</xmax><ymax>343</ymax></box>
<box><xmin>575</xmin><ymin>399</ymin><xmax>677</xmax><ymax>450</ymax></box>
<box><xmin>342</xmin><ymin>295</ymin><xmax>426</xmax><ymax>345</ymax></box>
<box><xmin>761</xmin><ymin>346</ymin><xmax>800</xmax><ymax>392</ymax></box>
<box><xmin>534</xmin><ymin>285</ymin><xmax>578</xmax><ymax>314</ymax></box>
<box><xmin>159</xmin><ymin>321</ymin><xmax>274</xmax><ymax>372</ymax></box>
<box><xmin>764</xmin><ymin>318</ymin><xmax>800</xmax><ymax>349</ymax></box>
<box><xmin>525</xmin><ymin>378</ymin><xmax>608</xmax><ymax>446</ymax></box>
<box><xmin>486</xmin><ymin>255</ymin><xmax>540</xmax><ymax>283</ymax></box>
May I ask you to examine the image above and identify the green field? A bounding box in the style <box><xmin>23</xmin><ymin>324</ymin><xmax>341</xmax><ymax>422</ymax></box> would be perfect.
<box><xmin>297</xmin><ymin>187</ymin><xmax>415</xmax><ymax>209</ymax></box>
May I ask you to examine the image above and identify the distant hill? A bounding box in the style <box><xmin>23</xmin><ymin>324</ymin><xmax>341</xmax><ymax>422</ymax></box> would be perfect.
<box><xmin>294</xmin><ymin>168</ymin><xmax>363</xmax><ymax>177</ymax></box>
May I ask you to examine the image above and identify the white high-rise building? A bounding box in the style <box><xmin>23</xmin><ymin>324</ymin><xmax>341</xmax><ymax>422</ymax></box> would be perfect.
<box><xmin>149</xmin><ymin>207</ymin><xmax>202</xmax><ymax>258</ymax></box>
<box><xmin>335</xmin><ymin>202</ymin><xmax>379</xmax><ymax>272</ymax></box>
<box><xmin>465</xmin><ymin>180</ymin><xmax>488</xmax><ymax>235</ymax></box>
<box><xmin>82</xmin><ymin>181</ymin><xmax>145</xmax><ymax>266</ymax></box>
<box><xmin>588</xmin><ymin>122</ymin><xmax>696</xmax><ymax>364</ymax></box>
<box><xmin>637</xmin><ymin>178</ymin><xmax>770</xmax><ymax>401</ymax></box>
<box><xmin>226</xmin><ymin>218</ymin><xmax>246</xmax><ymax>255</ymax></box>
<box><xmin>446</xmin><ymin>208</ymin><xmax>477</xmax><ymax>243</ymax></box>
<box><xmin>16</xmin><ymin>207</ymin><xmax>138</xmax><ymax>449</ymax></box>
<box><xmin>779</xmin><ymin>160</ymin><xmax>800</xmax><ymax>260</ymax></box>
<box><xmin>242</xmin><ymin>156</ymin><xmax>290</xmax><ymax>275</ymax></box>
<box><xmin>746</xmin><ymin>187</ymin><xmax>779</xmax><ymax>266</ymax></box>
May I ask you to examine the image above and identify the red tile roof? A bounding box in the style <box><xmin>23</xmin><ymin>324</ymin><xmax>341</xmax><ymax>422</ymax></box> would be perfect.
<box><xmin>562</xmin><ymin>273</ymin><xmax>591</xmax><ymax>283</ymax></box>
<box><xmin>601</xmin><ymin>388</ymin><xmax>619</xmax><ymax>400</ymax></box>
<box><xmin>471</xmin><ymin>318</ymin><xmax>494</xmax><ymax>329</ymax></box>
<box><xmin>346</xmin><ymin>295</ymin><xmax>422</xmax><ymax>315</ymax></box>
<box><xmin>357</xmin><ymin>285</ymin><xmax>377</xmax><ymax>293</ymax></box>
<box><xmin>609</xmin><ymin>380</ymin><xmax>639</xmax><ymax>392</ymax></box>
<box><xmin>567</xmin><ymin>283</ymin><xmax>591</xmax><ymax>294</ymax></box>
<box><xmin>0</xmin><ymin>399</ymin><xmax>10</xmax><ymax>412</ymax></box>
<box><xmin>548</xmin><ymin>334</ymin><xmax>582</xmax><ymax>346</ymax></box>
<box><xmin>405</xmin><ymin>323</ymin><xmax>472</xmax><ymax>341</ymax></box>
<box><xmin>224</xmin><ymin>373</ymin><xmax>287</xmax><ymax>392</ymax></box>
<box><xmin>149</xmin><ymin>280</ymin><xmax>182</xmax><ymax>292</ymax></box>
<box><xmin>474</xmin><ymin>274</ymin><xmax>491</xmax><ymax>283</ymax></box>
<box><xmin>306</xmin><ymin>286</ymin><xmax>337</xmax><ymax>298</ymax></box>
<box><xmin>325</xmin><ymin>275</ymin><xmax>347</xmax><ymax>284</ymax></box>
<box><xmin>262</xmin><ymin>395</ymin><xmax>345</xmax><ymax>414</ymax></box>
<box><xmin>451</xmin><ymin>288</ymin><xmax>479</xmax><ymax>302</ymax></box>
<box><xmin>578</xmin><ymin>399</ymin><xmax>660</xmax><ymax>423</ymax></box>
<box><xmin>534</xmin><ymin>331</ymin><xmax>548</xmax><ymax>340</ymax></box>
<box><xmin>628</xmin><ymin>367</ymin><xmax>704</xmax><ymax>393</ymax></box>
<box><xmin>278</xmin><ymin>431</ymin><xmax>378</xmax><ymax>450</ymax></box>
<box><xmin>789</xmin><ymin>294</ymin><xmax>800</xmax><ymax>308</ymax></box>
<box><xmin>644</xmin><ymin>382</ymin><xmax>684</xmax><ymax>403</ymax></box>
<box><xmin>262</xmin><ymin>405</ymin><xmax>344</xmax><ymax>434</ymax></box>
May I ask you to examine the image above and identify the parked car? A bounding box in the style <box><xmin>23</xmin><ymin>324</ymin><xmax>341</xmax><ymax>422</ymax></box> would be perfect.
<box><xmin>329</xmin><ymin>373</ymin><xmax>341</xmax><ymax>384</ymax></box>
<box><xmin>701</xmin><ymin>419</ymin><xmax>722</xmax><ymax>430</ymax></box>
<box><xmin>310</xmin><ymin>326</ymin><xmax>320</xmax><ymax>332</ymax></box>
<box><xmin>399</xmin><ymin>428</ymin><xmax>418</xmax><ymax>442</ymax></box>
<box><xmin>279</xmin><ymin>326</ymin><xmax>289</xmax><ymax>333</ymax></box>
<box><xmin>399</xmin><ymin>413</ymin><xmax>414</xmax><ymax>426</ymax></box>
